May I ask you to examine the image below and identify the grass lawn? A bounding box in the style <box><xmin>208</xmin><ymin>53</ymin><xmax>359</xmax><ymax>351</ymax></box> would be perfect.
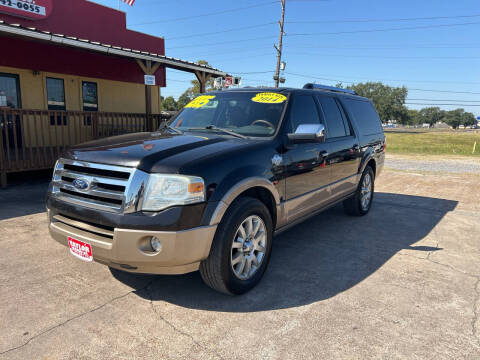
<box><xmin>385</xmin><ymin>131</ymin><xmax>480</xmax><ymax>156</ymax></box>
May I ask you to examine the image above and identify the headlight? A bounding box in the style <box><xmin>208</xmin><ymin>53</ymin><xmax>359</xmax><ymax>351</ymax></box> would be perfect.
<box><xmin>142</xmin><ymin>174</ymin><xmax>205</xmax><ymax>211</ymax></box>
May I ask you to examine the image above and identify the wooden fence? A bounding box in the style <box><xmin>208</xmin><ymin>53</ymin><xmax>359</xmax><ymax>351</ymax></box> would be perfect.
<box><xmin>0</xmin><ymin>108</ymin><xmax>169</xmax><ymax>187</ymax></box>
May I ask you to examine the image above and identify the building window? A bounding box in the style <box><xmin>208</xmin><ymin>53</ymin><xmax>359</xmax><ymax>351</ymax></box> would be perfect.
<box><xmin>82</xmin><ymin>81</ymin><xmax>98</xmax><ymax>111</ymax></box>
<box><xmin>0</xmin><ymin>73</ymin><xmax>21</xmax><ymax>108</ymax></box>
<box><xmin>46</xmin><ymin>77</ymin><xmax>66</xmax><ymax>111</ymax></box>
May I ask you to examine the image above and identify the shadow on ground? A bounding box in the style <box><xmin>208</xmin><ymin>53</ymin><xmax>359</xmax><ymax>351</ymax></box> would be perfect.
<box><xmin>111</xmin><ymin>192</ymin><xmax>457</xmax><ymax>312</ymax></box>
<box><xmin>0</xmin><ymin>170</ymin><xmax>51</xmax><ymax>221</ymax></box>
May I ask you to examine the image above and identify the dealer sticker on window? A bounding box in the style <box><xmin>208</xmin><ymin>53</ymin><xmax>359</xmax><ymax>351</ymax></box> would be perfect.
<box><xmin>68</xmin><ymin>237</ymin><xmax>93</xmax><ymax>262</ymax></box>
<box><xmin>185</xmin><ymin>95</ymin><xmax>216</xmax><ymax>108</ymax></box>
<box><xmin>251</xmin><ymin>92</ymin><xmax>287</xmax><ymax>104</ymax></box>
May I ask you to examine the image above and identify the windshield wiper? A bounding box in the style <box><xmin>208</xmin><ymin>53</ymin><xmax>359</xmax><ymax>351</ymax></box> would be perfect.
<box><xmin>187</xmin><ymin>125</ymin><xmax>247</xmax><ymax>139</ymax></box>
<box><xmin>158</xmin><ymin>121</ymin><xmax>183</xmax><ymax>134</ymax></box>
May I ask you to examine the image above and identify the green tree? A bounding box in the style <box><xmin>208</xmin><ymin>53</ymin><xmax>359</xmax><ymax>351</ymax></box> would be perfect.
<box><xmin>461</xmin><ymin>111</ymin><xmax>476</xmax><ymax>128</ymax></box>
<box><xmin>406</xmin><ymin>109</ymin><xmax>421</xmax><ymax>126</ymax></box>
<box><xmin>176</xmin><ymin>60</ymin><xmax>215</xmax><ymax>110</ymax></box>
<box><xmin>444</xmin><ymin>109</ymin><xmax>464</xmax><ymax>129</ymax></box>
<box><xmin>345</xmin><ymin>82</ymin><xmax>408</xmax><ymax>124</ymax></box>
<box><xmin>418</xmin><ymin>107</ymin><xmax>444</xmax><ymax>128</ymax></box>
<box><xmin>160</xmin><ymin>96</ymin><xmax>178</xmax><ymax>111</ymax></box>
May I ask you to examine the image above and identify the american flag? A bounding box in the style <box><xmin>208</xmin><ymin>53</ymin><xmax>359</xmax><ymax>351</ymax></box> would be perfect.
<box><xmin>122</xmin><ymin>0</ymin><xmax>135</xmax><ymax>6</ymax></box>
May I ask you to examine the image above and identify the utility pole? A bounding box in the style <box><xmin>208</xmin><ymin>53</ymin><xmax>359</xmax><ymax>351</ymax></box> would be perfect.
<box><xmin>274</xmin><ymin>0</ymin><xmax>286</xmax><ymax>88</ymax></box>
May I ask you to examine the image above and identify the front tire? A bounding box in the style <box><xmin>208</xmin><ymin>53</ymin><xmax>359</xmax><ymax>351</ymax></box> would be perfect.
<box><xmin>343</xmin><ymin>166</ymin><xmax>375</xmax><ymax>216</ymax></box>
<box><xmin>199</xmin><ymin>197</ymin><xmax>273</xmax><ymax>295</ymax></box>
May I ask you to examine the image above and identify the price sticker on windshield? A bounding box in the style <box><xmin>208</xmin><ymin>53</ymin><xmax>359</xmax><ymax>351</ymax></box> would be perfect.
<box><xmin>251</xmin><ymin>92</ymin><xmax>287</xmax><ymax>104</ymax></box>
<box><xmin>185</xmin><ymin>95</ymin><xmax>216</xmax><ymax>108</ymax></box>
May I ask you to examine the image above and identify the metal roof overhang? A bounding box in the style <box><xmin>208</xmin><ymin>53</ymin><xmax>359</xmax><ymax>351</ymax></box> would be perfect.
<box><xmin>0</xmin><ymin>21</ymin><xmax>228</xmax><ymax>77</ymax></box>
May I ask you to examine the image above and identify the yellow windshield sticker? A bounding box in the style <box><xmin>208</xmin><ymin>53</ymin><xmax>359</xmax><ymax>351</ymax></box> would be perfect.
<box><xmin>185</xmin><ymin>95</ymin><xmax>216</xmax><ymax>108</ymax></box>
<box><xmin>251</xmin><ymin>92</ymin><xmax>287</xmax><ymax>104</ymax></box>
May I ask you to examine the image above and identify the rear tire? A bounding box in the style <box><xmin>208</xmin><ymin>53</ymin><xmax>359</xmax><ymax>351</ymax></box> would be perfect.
<box><xmin>199</xmin><ymin>197</ymin><xmax>273</xmax><ymax>295</ymax></box>
<box><xmin>343</xmin><ymin>166</ymin><xmax>375</xmax><ymax>216</ymax></box>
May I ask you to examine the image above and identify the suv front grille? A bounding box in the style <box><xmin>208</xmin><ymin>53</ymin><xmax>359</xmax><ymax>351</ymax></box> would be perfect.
<box><xmin>52</xmin><ymin>159</ymin><xmax>136</xmax><ymax>213</ymax></box>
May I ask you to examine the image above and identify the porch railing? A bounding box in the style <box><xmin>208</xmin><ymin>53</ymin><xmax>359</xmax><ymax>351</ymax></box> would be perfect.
<box><xmin>0</xmin><ymin>108</ymin><xmax>169</xmax><ymax>186</ymax></box>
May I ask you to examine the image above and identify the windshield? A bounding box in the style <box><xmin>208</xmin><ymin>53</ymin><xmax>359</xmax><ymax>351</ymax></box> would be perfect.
<box><xmin>170</xmin><ymin>91</ymin><xmax>288</xmax><ymax>137</ymax></box>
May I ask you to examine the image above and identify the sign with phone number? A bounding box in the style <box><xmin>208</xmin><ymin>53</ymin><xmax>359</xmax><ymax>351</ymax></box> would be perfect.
<box><xmin>0</xmin><ymin>0</ymin><xmax>53</xmax><ymax>20</ymax></box>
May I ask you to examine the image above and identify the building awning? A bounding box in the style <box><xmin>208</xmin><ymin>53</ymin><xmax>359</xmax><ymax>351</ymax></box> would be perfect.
<box><xmin>0</xmin><ymin>20</ymin><xmax>228</xmax><ymax>78</ymax></box>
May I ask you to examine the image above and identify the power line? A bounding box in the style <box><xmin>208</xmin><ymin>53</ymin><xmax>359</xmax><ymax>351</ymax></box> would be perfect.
<box><xmin>167</xmin><ymin>35</ymin><xmax>275</xmax><ymax>50</ymax></box>
<box><xmin>129</xmin><ymin>1</ymin><xmax>277</xmax><ymax>26</ymax></box>
<box><xmin>284</xmin><ymin>72</ymin><xmax>480</xmax><ymax>95</ymax></box>
<box><xmin>287</xmin><ymin>21</ymin><xmax>480</xmax><ymax>36</ymax></box>
<box><xmin>165</xmin><ymin>22</ymin><xmax>276</xmax><ymax>40</ymax></box>
<box><xmin>229</xmin><ymin>70</ymin><xmax>275</xmax><ymax>75</ymax></box>
<box><xmin>284</xmin><ymin>44</ymin><xmax>480</xmax><ymax>50</ymax></box>
<box><xmin>287</xmin><ymin>13</ymin><xmax>480</xmax><ymax>24</ymax></box>
<box><xmin>284</xmin><ymin>71</ymin><xmax>480</xmax><ymax>85</ymax></box>
<box><xmin>284</xmin><ymin>51</ymin><xmax>480</xmax><ymax>60</ymax></box>
<box><xmin>172</xmin><ymin>45</ymin><xmax>275</xmax><ymax>59</ymax></box>
<box><xmin>406</xmin><ymin>103</ymin><xmax>480</xmax><ymax>106</ymax></box>
<box><xmin>409</xmin><ymin>88</ymin><xmax>480</xmax><ymax>95</ymax></box>
<box><xmin>408</xmin><ymin>99</ymin><xmax>480</xmax><ymax>102</ymax></box>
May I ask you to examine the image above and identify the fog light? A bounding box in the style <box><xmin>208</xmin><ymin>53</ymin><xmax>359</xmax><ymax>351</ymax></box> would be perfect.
<box><xmin>150</xmin><ymin>237</ymin><xmax>162</xmax><ymax>252</ymax></box>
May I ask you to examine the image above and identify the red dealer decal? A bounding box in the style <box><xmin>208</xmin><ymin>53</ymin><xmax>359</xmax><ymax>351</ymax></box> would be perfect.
<box><xmin>0</xmin><ymin>0</ymin><xmax>53</xmax><ymax>20</ymax></box>
<box><xmin>68</xmin><ymin>237</ymin><xmax>93</xmax><ymax>262</ymax></box>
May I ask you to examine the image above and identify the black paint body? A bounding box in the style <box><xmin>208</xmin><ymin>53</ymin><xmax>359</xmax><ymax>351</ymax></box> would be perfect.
<box><xmin>47</xmin><ymin>88</ymin><xmax>385</xmax><ymax>231</ymax></box>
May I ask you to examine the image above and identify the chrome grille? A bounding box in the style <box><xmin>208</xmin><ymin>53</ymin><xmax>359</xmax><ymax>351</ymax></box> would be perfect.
<box><xmin>51</xmin><ymin>159</ymin><xmax>145</xmax><ymax>213</ymax></box>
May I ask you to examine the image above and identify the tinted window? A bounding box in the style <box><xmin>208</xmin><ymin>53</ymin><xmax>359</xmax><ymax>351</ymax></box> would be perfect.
<box><xmin>171</xmin><ymin>91</ymin><xmax>287</xmax><ymax>137</ymax></box>
<box><xmin>82</xmin><ymin>82</ymin><xmax>98</xmax><ymax>111</ymax></box>
<box><xmin>287</xmin><ymin>95</ymin><xmax>321</xmax><ymax>133</ymax></box>
<box><xmin>317</xmin><ymin>96</ymin><xmax>347</xmax><ymax>138</ymax></box>
<box><xmin>0</xmin><ymin>73</ymin><xmax>20</xmax><ymax>108</ymax></box>
<box><xmin>336</xmin><ymin>100</ymin><xmax>351</xmax><ymax>136</ymax></box>
<box><xmin>46</xmin><ymin>77</ymin><xmax>65</xmax><ymax>110</ymax></box>
<box><xmin>343</xmin><ymin>99</ymin><xmax>382</xmax><ymax>135</ymax></box>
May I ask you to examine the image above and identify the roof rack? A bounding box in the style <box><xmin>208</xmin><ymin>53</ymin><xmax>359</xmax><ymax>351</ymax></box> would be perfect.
<box><xmin>303</xmin><ymin>83</ymin><xmax>357</xmax><ymax>95</ymax></box>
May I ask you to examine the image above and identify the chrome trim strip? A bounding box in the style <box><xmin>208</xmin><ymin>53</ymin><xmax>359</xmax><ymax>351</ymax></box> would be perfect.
<box><xmin>56</xmin><ymin>182</ymin><xmax>124</xmax><ymax>200</ymax></box>
<box><xmin>54</xmin><ymin>193</ymin><xmax>121</xmax><ymax>212</ymax></box>
<box><xmin>274</xmin><ymin>191</ymin><xmax>355</xmax><ymax>236</ymax></box>
<box><xmin>57</xmin><ymin>172</ymin><xmax>129</xmax><ymax>187</ymax></box>
<box><xmin>50</xmin><ymin>158</ymin><xmax>148</xmax><ymax>214</ymax></box>
<box><xmin>60</xmin><ymin>158</ymin><xmax>136</xmax><ymax>173</ymax></box>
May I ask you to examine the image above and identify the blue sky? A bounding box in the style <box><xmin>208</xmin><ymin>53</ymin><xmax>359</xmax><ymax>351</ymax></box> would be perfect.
<box><xmin>93</xmin><ymin>0</ymin><xmax>480</xmax><ymax>116</ymax></box>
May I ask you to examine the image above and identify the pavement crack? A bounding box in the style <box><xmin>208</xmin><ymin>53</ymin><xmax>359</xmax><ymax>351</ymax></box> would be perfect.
<box><xmin>0</xmin><ymin>280</ymin><xmax>155</xmax><ymax>357</ymax></box>
<box><xmin>145</xmin><ymin>282</ymin><xmax>225</xmax><ymax>360</ymax></box>
<box><xmin>398</xmin><ymin>252</ymin><xmax>478</xmax><ymax>279</ymax></box>
<box><xmin>472</xmin><ymin>277</ymin><xmax>480</xmax><ymax>345</ymax></box>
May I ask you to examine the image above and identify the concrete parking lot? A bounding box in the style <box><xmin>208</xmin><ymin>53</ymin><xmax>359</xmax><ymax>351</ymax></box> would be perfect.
<box><xmin>1</xmin><ymin>155</ymin><xmax>479</xmax><ymax>359</ymax></box>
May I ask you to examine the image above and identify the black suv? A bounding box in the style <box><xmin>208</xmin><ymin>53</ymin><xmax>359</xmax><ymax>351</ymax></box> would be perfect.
<box><xmin>46</xmin><ymin>84</ymin><xmax>385</xmax><ymax>295</ymax></box>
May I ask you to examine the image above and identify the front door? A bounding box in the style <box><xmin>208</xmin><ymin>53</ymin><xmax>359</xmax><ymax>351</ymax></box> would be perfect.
<box><xmin>0</xmin><ymin>73</ymin><xmax>22</xmax><ymax>153</ymax></box>
<box><xmin>315</xmin><ymin>95</ymin><xmax>361</xmax><ymax>198</ymax></box>
<box><xmin>282</xmin><ymin>94</ymin><xmax>332</xmax><ymax>221</ymax></box>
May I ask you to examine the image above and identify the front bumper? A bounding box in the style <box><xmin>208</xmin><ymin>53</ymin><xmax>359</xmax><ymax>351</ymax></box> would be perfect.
<box><xmin>48</xmin><ymin>211</ymin><xmax>217</xmax><ymax>275</ymax></box>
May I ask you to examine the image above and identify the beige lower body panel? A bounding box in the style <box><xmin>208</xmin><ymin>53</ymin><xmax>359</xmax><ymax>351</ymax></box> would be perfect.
<box><xmin>49</xmin><ymin>219</ymin><xmax>217</xmax><ymax>275</ymax></box>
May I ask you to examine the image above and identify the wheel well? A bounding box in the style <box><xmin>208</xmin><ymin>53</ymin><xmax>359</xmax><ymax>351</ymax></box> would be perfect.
<box><xmin>367</xmin><ymin>159</ymin><xmax>376</xmax><ymax>177</ymax></box>
<box><xmin>237</xmin><ymin>187</ymin><xmax>277</xmax><ymax>226</ymax></box>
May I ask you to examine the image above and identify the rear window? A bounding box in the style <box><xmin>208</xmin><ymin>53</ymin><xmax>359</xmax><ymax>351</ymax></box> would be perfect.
<box><xmin>316</xmin><ymin>96</ymin><xmax>348</xmax><ymax>138</ymax></box>
<box><xmin>342</xmin><ymin>99</ymin><xmax>383</xmax><ymax>136</ymax></box>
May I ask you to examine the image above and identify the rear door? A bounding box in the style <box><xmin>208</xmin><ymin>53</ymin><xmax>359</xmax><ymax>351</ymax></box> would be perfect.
<box><xmin>315</xmin><ymin>95</ymin><xmax>361</xmax><ymax>197</ymax></box>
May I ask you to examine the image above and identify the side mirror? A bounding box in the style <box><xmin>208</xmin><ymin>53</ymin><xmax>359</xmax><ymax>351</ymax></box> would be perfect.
<box><xmin>287</xmin><ymin>124</ymin><xmax>326</xmax><ymax>144</ymax></box>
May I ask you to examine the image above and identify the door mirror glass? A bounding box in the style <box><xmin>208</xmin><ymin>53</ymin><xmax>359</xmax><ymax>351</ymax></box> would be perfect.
<box><xmin>287</xmin><ymin>123</ymin><xmax>326</xmax><ymax>143</ymax></box>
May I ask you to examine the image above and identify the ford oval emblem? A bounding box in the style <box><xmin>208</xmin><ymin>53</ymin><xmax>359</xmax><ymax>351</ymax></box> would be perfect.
<box><xmin>73</xmin><ymin>178</ymin><xmax>90</xmax><ymax>191</ymax></box>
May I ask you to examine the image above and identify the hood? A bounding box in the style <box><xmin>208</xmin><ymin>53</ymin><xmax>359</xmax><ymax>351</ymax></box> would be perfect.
<box><xmin>63</xmin><ymin>131</ymin><xmax>250</xmax><ymax>173</ymax></box>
